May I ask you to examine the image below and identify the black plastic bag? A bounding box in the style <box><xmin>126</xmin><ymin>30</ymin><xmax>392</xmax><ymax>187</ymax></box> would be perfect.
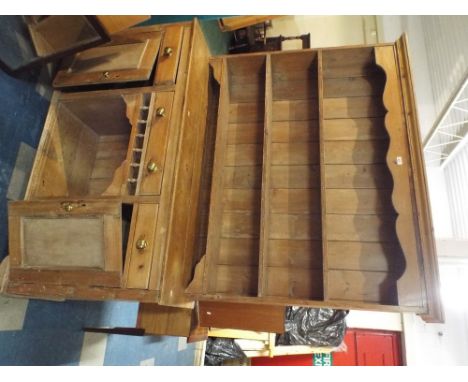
<box><xmin>204</xmin><ymin>337</ymin><xmax>247</xmax><ymax>366</ymax></box>
<box><xmin>277</xmin><ymin>307</ymin><xmax>348</xmax><ymax>347</ymax></box>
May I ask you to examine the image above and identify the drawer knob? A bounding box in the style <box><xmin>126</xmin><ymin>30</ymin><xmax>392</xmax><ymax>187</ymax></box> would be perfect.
<box><xmin>62</xmin><ymin>202</ymin><xmax>74</xmax><ymax>212</ymax></box>
<box><xmin>164</xmin><ymin>47</ymin><xmax>173</xmax><ymax>56</ymax></box>
<box><xmin>103</xmin><ymin>71</ymin><xmax>110</xmax><ymax>79</ymax></box>
<box><xmin>136</xmin><ymin>239</ymin><xmax>148</xmax><ymax>250</ymax></box>
<box><xmin>156</xmin><ymin>107</ymin><xmax>166</xmax><ymax>117</ymax></box>
<box><xmin>147</xmin><ymin>161</ymin><xmax>158</xmax><ymax>173</ymax></box>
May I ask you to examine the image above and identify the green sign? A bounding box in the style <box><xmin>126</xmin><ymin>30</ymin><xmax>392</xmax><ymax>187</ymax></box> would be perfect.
<box><xmin>313</xmin><ymin>353</ymin><xmax>333</xmax><ymax>366</ymax></box>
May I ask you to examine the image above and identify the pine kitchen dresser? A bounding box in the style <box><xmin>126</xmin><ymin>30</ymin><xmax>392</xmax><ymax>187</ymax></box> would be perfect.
<box><xmin>1</xmin><ymin>28</ymin><xmax>444</xmax><ymax>324</ymax></box>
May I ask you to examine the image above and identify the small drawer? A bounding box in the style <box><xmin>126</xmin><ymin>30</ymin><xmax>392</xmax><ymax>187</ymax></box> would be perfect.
<box><xmin>53</xmin><ymin>30</ymin><xmax>162</xmax><ymax>88</ymax></box>
<box><xmin>154</xmin><ymin>24</ymin><xmax>184</xmax><ymax>85</ymax></box>
<box><xmin>125</xmin><ymin>203</ymin><xmax>159</xmax><ymax>289</ymax></box>
<box><xmin>138</xmin><ymin>92</ymin><xmax>175</xmax><ymax>195</ymax></box>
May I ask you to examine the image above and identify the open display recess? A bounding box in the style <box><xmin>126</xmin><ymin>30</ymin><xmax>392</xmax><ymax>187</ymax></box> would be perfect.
<box><xmin>188</xmin><ymin>37</ymin><xmax>443</xmax><ymax>323</ymax></box>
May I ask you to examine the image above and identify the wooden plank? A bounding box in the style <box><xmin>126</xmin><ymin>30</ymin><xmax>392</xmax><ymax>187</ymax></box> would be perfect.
<box><xmin>125</xmin><ymin>203</ymin><xmax>159</xmax><ymax>289</ymax></box>
<box><xmin>323</xmin><ymin>75</ymin><xmax>385</xmax><ymax>98</ymax></box>
<box><xmin>327</xmin><ymin>241</ymin><xmax>401</xmax><ymax>272</ymax></box>
<box><xmin>227</xmin><ymin>55</ymin><xmax>266</xmax><ymax>77</ymax></box>
<box><xmin>227</xmin><ymin>122</ymin><xmax>264</xmax><ymax>144</ymax></box>
<box><xmin>223</xmin><ymin>165</ymin><xmax>262</xmax><ymax>189</ymax></box>
<box><xmin>229</xmin><ymin>102</ymin><xmax>264</xmax><ymax>123</ymax></box>
<box><xmin>322</xmin><ymin>118</ymin><xmax>387</xmax><ymax>141</ymax></box>
<box><xmin>258</xmin><ymin>54</ymin><xmax>272</xmax><ymax>297</ymax></box>
<box><xmin>6</xmin><ymin>281</ymin><xmax>160</xmax><ymax>302</ymax></box>
<box><xmin>270</xmin><ymin>189</ymin><xmax>321</xmax><ymax>214</ymax></box>
<box><xmin>271</xmin><ymin>50</ymin><xmax>317</xmax><ymax>74</ymax></box>
<box><xmin>325</xmin><ymin>188</ymin><xmax>394</xmax><ymax>214</ymax></box>
<box><xmin>270</xmin><ymin>213</ymin><xmax>322</xmax><ymax>240</ymax></box>
<box><xmin>225</xmin><ymin>143</ymin><xmax>263</xmax><ymax>166</ymax></box>
<box><xmin>267</xmin><ymin>239</ymin><xmax>322</xmax><ymax>269</ymax></box>
<box><xmin>270</xmin><ymin>165</ymin><xmax>320</xmax><ymax>189</ymax></box>
<box><xmin>324</xmin><ymin>164</ymin><xmax>393</xmax><ymax>189</ymax></box>
<box><xmin>271</xmin><ymin>142</ymin><xmax>320</xmax><ymax>165</ymax></box>
<box><xmin>137</xmin><ymin>304</ymin><xmax>193</xmax><ymax>337</ymax></box>
<box><xmin>218</xmin><ymin>238</ymin><xmax>259</xmax><ymax>266</ymax></box>
<box><xmin>223</xmin><ymin>189</ymin><xmax>261</xmax><ymax>211</ymax></box>
<box><xmin>326</xmin><ymin>214</ymin><xmax>397</xmax><ymax>242</ymax></box>
<box><xmin>9</xmin><ymin>268</ymin><xmax>121</xmax><ymax>288</ymax></box>
<box><xmin>199</xmin><ymin>301</ymin><xmax>285</xmax><ymax>333</ymax></box>
<box><xmin>272</xmin><ymin>100</ymin><xmax>318</xmax><ymax>121</ymax></box>
<box><xmin>323</xmin><ymin>96</ymin><xmax>386</xmax><ymax>119</ymax></box>
<box><xmin>154</xmin><ymin>24</ymin><xmax>184</xmax><ymax>85</ymax></box>
<box><xmin>221</xmin><ymin>211</ymin><xmax>260</xmax><ymax>239</ymax></box>
<box><xmin>214</xmin><ymin>265</ymin><xmax>258</xmax><ymax>296</ymax></box>
<box><xmin>203</xmin><ymin>59</ymin><xmax>236</xmax><ymax>293</ymax></box>
<box><xmin>273</xmin><ymin>79</ymin><xmax>318</xmax><ymax>101</ymax></box>
<box><xmin>327</xmin><ymin>269</ymin><xmax>396</xmax><ymax>304</ymax></box>
<box><xmin>323</xmin><ymin>140</ymin><xmax>388</xmax><ymax>164</ymax></box>
<box><xmin>271</xmin><ymin>120</ymin><xmax>319</xmax><ymax>143</ymax></box>
<box><xmin>322</xmin><ymin>47</ymin><xmax>377</xmax><ymax>78</ymax></box>
<box><xmin>318</xmin><ymin>49</ymin><xmax>328</xmax><ymax>300</ymax></box>
<box><xmin>264</xmin><ymin>267</ymin><xmax>323</xmax><ymax>299</ymax></box>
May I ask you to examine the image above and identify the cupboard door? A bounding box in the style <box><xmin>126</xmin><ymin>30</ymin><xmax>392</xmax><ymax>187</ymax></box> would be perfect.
<box><xmin>8</xmin><ymin>200</ymin><xmax>122</xmax><ymax>287</ymax></box>
<box><xmin>138</xmin><ymin>92</ymin><xmax>175</xmax><ymax>196</ymax></box>
<box><xmin>53</xmin><ymin>31</ymin><xmax>162</xmax><ymax>88</ymax></box>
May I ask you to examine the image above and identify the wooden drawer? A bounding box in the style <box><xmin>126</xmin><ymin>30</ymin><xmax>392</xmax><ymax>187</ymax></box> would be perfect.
<box><xmin>154</xmin><ymin>24</ymin><xmax>184</xmax><ymax>85</ymax></box>
<box><xmin>53</xmin><ymin>30</ymin><xmax>162</xmax><ymax>88</ymax></box>
<box><xmin>138</xmin><ymin>92</ymin><xmax>175</xmax><ymax>195</ymax></box>
<box><xmin>124</xmin><ymin>203</ymin><xmax>159</xmax><ymax>289</ymax></box>
<box><xmin>8</xmin><ymin>199</ymin><xmax>122</xmax><ymax>287</ymax></box>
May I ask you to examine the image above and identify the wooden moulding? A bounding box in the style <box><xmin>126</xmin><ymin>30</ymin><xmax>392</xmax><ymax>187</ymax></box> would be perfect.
<box><xmin>395</xmin><ymin>35</ymin><xmax>444</xmax><ymax>323</ymax></box>
<box><xmin>374</xmin><ymin>45</ymin><xmax>426</xmax><ymax>309</ymax></box>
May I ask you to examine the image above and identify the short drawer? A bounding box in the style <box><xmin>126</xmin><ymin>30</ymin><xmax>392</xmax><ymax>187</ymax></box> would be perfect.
<box><xmin>125</xmin><ymin>203</ymin><xmax>159</xmax><ymax>289</ymax></box>
<box><xmin>138</xmin><ymin>92</ymin><xmax>175</xmax><ymax>195</ymax></box>
<box><xmin>154</xmin><ymin>24</ymin><xmax>184</xmax><ymax>85</ymax></box>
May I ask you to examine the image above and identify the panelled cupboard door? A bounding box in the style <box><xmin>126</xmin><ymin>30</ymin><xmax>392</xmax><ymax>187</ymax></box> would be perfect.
<box><xmin>8</xmin><ymin>200</ymin><xmax>122</xmax><ymax>288</ymax></box>
<box><xmin>53</xmin><ymin>31</ymin><xmax>162</xmax><ymax>88</ymax></box>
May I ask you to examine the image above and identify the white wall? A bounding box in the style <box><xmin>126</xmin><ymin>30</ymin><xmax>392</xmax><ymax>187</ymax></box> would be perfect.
<box><xmin>346</xmin><ymin>310</ymin><xmax>402</xmax><ymax>332</ymax></box>
<box><xmin>267</xmin><ymin>16</ymin><xmax>377</xmax><ymax>49</ymax></box>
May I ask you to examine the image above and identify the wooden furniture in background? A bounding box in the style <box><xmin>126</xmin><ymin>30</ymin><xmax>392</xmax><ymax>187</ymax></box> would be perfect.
<box><xmin>187</xmin><ymin>36</ymin><xmax>443</xmax><ymax>323</ymax></box>
<box><xmin>96</xmin><ymin>15</ymin><xmax>150</xmax><ymax>35</ymax></box>
<box><xmin>219</xmin><ymin>16</ymin><xmax>281</xmax><ymax>32</ymax></box>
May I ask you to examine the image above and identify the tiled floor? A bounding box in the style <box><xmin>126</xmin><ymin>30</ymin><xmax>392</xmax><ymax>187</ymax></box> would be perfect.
<box><xmin>0</xmin><ymin>16</ymin><xmax>228</xmax><ymax>366</ymax></box>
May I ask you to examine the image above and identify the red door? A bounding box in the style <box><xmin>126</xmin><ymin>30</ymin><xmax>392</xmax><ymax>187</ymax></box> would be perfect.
<box><xmin>251</xmin><ymin>329</ymin><xmax>402</xmax><ymax>366</ymax></box>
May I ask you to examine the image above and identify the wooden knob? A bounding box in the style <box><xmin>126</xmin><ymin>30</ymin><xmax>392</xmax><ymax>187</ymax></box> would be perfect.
<box><xmin>136</xmin><ymin>239</ymin><xmax>148</xmax><ymax>250</ymax></box>
<box><xmin>62</xmin><ymin>202</ymin><xmax>74</xmax><ymax>212</ymax></box>
<box><xmin>103</xmin><ymin>71</ymin><xmax>110</xmax><ymax>79</ymax></box>
<box><xmin>147</xmin><ymin>161</ymin><xmax>158</xmax><ymax>173</ymax></box>
<box><xmin>164</xmin><ymin>47</ymin><xmax>173</xmax><ymax>56</ymax></box>
<box><xmin>156</xmin><ymin>107</ymin><xmax>166</xmax><ymax>117</ymax></box>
